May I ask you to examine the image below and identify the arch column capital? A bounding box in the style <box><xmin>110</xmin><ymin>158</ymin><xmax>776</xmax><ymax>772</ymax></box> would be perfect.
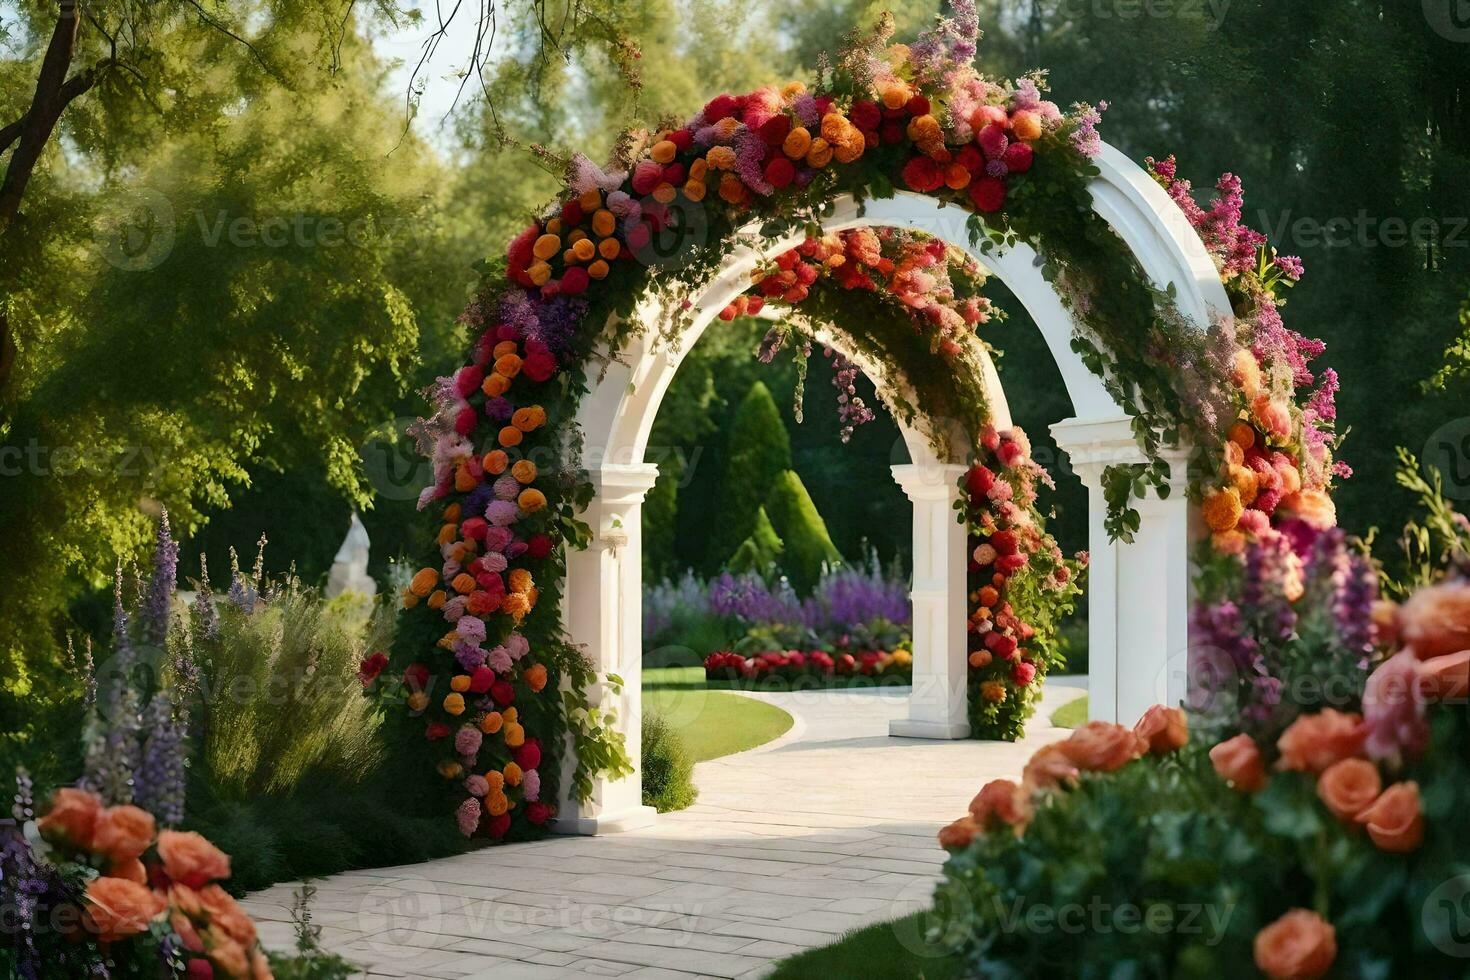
<box><xmin>1050</xmin><ymin>416</ymin><xmax>1194</xmax><ymax>494</ymax></box>
<box><xmin>890</xmin><ymin>463</ymin><xmax>969</xmax><ymax>504</ymax></box>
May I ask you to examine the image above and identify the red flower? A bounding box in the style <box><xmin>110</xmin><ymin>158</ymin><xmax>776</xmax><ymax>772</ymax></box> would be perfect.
<box><xmin>461</xmin><ymin>517</ymin><xmax>488</xmax><ymax>542</ymax></box>
<box><xmin>358</xmin><ymin>652</ymin><xmax>389</xmax><ymax>687</ymax></box>
<box><xmin>560</xmin><ymin>198</ymin><xmax>585</xmax><ymax>227</ymax></box>
<box><xmin>526</xmin><ymin>801</ymin><xmax>552</xmax><ymax>826</ymax></box>
<box><xmin>758</xmin><ymin>114</ymin><xmax>792</xmax><ymax>146</ymax></box>
<box><xmin>454</xmin><ymin>406</ymin><xmax>478</xmax><ymax>435</ymax></box>
<box><xmin>186</xmin><ymin>960</ymin><xmax>214</xmax><ymax>980</ymax></box>
<box><xmin>997</xmin><ymin>440</ymin><xmax>1024</xmax><ymax>468</ymax></box>
<box><xmin>850</xmin><ymin>100</ymin><xmax>881</xmax><ymax>131</ymax></box>
<box><xmin>969</xmin><ymin>176</ymin><xmax>1006</xmax><ymax>213</ymax></box>
<box><xmin>491</xmin><ymin>679</ymin><xmax>515</xmax><ymax>706</ymax></box>
<box><xmin>990</xmin><ymin>529</ymin><xmax>1019</xmax><ymax>555</ymax></box>
<box><xmin>668</xmin><ymin>128</ymin><xmax>693</xmax><ymax>152</ymax></box>
<box><xmin>997</xmin><ymin>553</ymin><xmax>1029</xmax><ymax>575</ymax></box>
<box><xmin>454</xmin><ymin>365</ymin><xmax>484</xmax><ymax>397</ymax></box>
<box><xmin>1002</xmin><ymin>141</ymin><xmax>1034</xmax><ymax>174</ymax></box>
<box><xmin>507</xmin><ymin>225</ymin><xmax>538</xmax><ymax>269</ymax></box>
<box><xmin>514</xmin><ymin>739</ymin><xmax>542</xmax><ymax>771</ymax></box>
<box><xmin>404</xmin><ymin>664</ymin><xmax>431</xmax><ymax>692</ymax></box>
<box><xmin>764</xmin><ymin>157</ymin><xmax>797</xmax><ymax>189</ymax></box>
<box><xmin>985</xmin><ymin>632</ymin><xmax>1018</xmax><ymax>660</ymax></box>
<box><xmin>881</xmin><ymin>121</ymin><xmax>905</xmax><ymax>145</ymax></box>
<box><xmin>956</xmin><ymin>145</ymin><xmax>984</xmax><ymax>173</ymax></box>
<box><xmin>966</xmin><ymin>465</ymin><xmax>994</xmax><ymax>497</ymax></box>
<box><xmin>901</xmin><ymin>157</ymin><xmax>945</xmax><ymax>193</ymax></box>
<box><xmin>469</xmin><ymin>666</ymin><xmax>495</xmax><ymax>694</ymax></box>
<box><xmin>703</xmin><ymin>93</ymin><xmax>739</xmax><ymax>122</ymax></box>
<box><xmin>483</xmin><ymin>811</ymin><xmax>511</xmax><ymax>838</ymax></box>
<box><xmin>523</xmin><ymin>347</ymin><xmax>558</xmax><ymax>383</ymax></box>
<box><xmin>1011</xmin><ymin>661</ymin><xmax>1037</xmax><ymax>686</ymax></box>
<box><xmin>560</xmin><ymin>266</ymin><xmax>590</xmax><ymax>296</ymax></box>
<box><xmin>905</xmin><ymin>95</ymin><xmax>931</xmax><ymax>117</ymax></box>
<box><xmin>526</xmin><ymin>533</ymin><xmax>554</xmax><ymax>559</ymax></box>
<box><xmin>425</xmin><ymin>723</ymin><xmax>450</xmax><ymax>741</ymax></box>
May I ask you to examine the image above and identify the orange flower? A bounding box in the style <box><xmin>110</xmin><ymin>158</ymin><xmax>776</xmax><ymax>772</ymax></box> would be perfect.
<box><xmin>505</xmin><ymin>722</ymin><xmax>526</xmax><ymax>748</ymax></box>
<box><xmin>450</xmin><ymin>674</ymin><xmax>471</xmax><ymax>693</ymax></box>
<box><xmin>512</xmin><ymin>405</ymin><xmax>547</xmax><ymax>432</ymax></box>
<box><xmin>466</xmin><ymin>590</ymin><xmax>500</xmax><ymax>616</ymax></box>
<box><xmin>511</xmin><ymin>459</ymin><xmax>538</xmax><ymax>484</ymax></box>
<box><xmin>486</xmin><ymin>791</ymin><xmax>510</xmax><ymax>817</ymax></box>
<box><xmin>93</xmin><ymin>805</ymin><xmax>157</xmax><ymax>863</ymax></box>
<box><xmin>1132</xmin><ymin>705</ymin><xmax>1188</xmax><ymax>755</ymax></box>
<box><xmin>157</xmin><ymin>830</ymin><xmax>232</xmax><ymax>889</ymax></box>
<box><xmin>494</xmin><ymin>353</ymin><xmax>523</xmax><ymax>378</ymax></box>
<box><xmin>508</xmin><ymin>568</ymin><xmax>533</xmax><ymax>594</ymax></box>
<box><xmin>504</xmin><ymin>762</ymin><xmax>523</xmax><ymax>786</ymax></box>
<box><xmin>1357</xmin><ymin>780</ymin><xmax>1423</xmax><ymax>852</ymax></box>
<box><xmin>480</xmin><ymin>711</ymin><xmax>504</xmax><ymax>734</ymax></box>
<box><xmin>979</xmin><ymin>680</ymin><xmax>1006</xmax><ymax>702</ymax></box>
<box><xmin>782</xmin><ymin>127</ymin><xmax>812</xmax><ymax>159</ymax></box>
<box><xmin>1417</xmin><ymin>649</ymin><xmax>1470</xmax><ymax>702</ymax></box>
<box><xmin>428</xmin><ymin>589</ymin><xmax>448</xmax><ymax>610</ymax></box>
<box><xmin>442</xmin><ymin>502</ymin><xmax>462</xmax><ymax>523</ymax></box>
<box><xmin>1276</xmin><ymin>709</ymin><xmax>1365</xmax><ymax>774</ymax></box>
<box><xmin>968</xmin><ymin>778</ymin><xmax>1024</xmax><ymax>830</ymax></box>
<box><xmin>499</xmin><ymin>426</ymin><xmax>524</xmax><ymax>448</ymax></box>
<box><xmin>968</xmin><ymin>649</ymin><xmax>992</xmax><ymax>669</ymax></box>
<box><xmin>1228</xmin><ymin>421</ymin><xmax>1257</xmax><ymax>450</ymax></box>
<box><xmin>204</xmin><ymin>931</ymin><xmax>251</xmax><ymax>978</ymax></box>
<box><xmin>592</xmin><ymin>208</ymin><xmax>617</xmax><ymax>238</ymax></box>
<box><xmin>503</xmin><ymin>592</ymin><xmax>532</xmax><ymax>621</ymax></box>
<box><xmin>878</xmin><ymin>81</ymin><xmax>911</xmax><ymax>110</ymax></box>
<box><xmin>482</xmin><ymin>372</ymin><xmax>510</xmax><ymax>398</ymax></box>
<box><xmin>1253</xmin><ymin>909</ymin><xmax>1336</xmax><ymax>980</ymax></box>
<box><xmin>109</xmin><ymin>857</ymin><xmax>148</xmax><ymax>884</ymax></box>
<box><xmin>1060</xmin><ymin>721</ymin><xmax>1144</xmax><ymax>772</ymax></box>
<box><xmin>1209</xmin><ymin>734</ymin><xmax>1267</xmax><ymax>792</ymax></box>
<box><xmin>531</xmin><ymin>233</ymin><xmax>560</xmax><ymax>260</ymax></box>
<box><xmin>483</xmin><ymin>449</ymin><xmax>509</xmax><ymax>475</ymax></box>
<box><xmin>706</xmin><ymin>146</ymin><xmax>737</xmax><ymax>170</ymax></box>
<box><xmin>1399</xmin><ymin>580</ymin><xmax>1470</xmax><ymax>660</ymax></box>
<box><xmin>484</xmin><ymin>771</ymin><xmax>506</xmax><ymax>793</ymax></box>
<box><xmin>518</xmin><ymin>488</ymin><xmax>548</xmax><ymax>514</ymax></box>
<box><xmin>443</xmin><ymin>693</ymin><xmax>466</xmax><ymax>716</ymax></box>
<box><xmin>38</xmin><ymin>787</ymin><xmax>102</xmax><ymax>851</ymax></box>
<box><xmin>805</xmin><ymin>137</ymin><xmax>833</xmax><ymax>168</ymax></box>
<box><xmin>451</xmin><ymin>572</ymin><xmax>476</xmax><ymax>594</ymax></box>
<box><xmin>650</xmin><ymin>139</ymin><xmax>677</xmax><ymax>164</ymax></box>
<box><xmin>1202</xmin><ymin>486</ymin><xmax>1243</xmax><ymax>533</ymax></box>
<box><xmin>937</xmin><ymin>815</ymin><xmax>981</xmax><ymax>850</ymax></box>
<box><xmin>1279</xmin><ymin>489</ymin><xmax>1336</xmax><ymax>531</ymax></box>
<box><xmin>682</xmin><ymin>180</ymin><xmax>707</xmax><ymax>203</ymax></box>
<box><xmin>906</xmin><ymin>114</ymin><xmax>942</xmax><ymax>145</ymax></box>
<box><xmin>1021</xmin><ymin>744</ymin><xmax>1079</xmax><ymax>793</ymax></box>
<box><xmin>1316</xmin><ymin>758</ymin><xmax>1381</xmax><ymax>823</ymax></box>
<box><xmin>1010</xmin><ymin>110</ymin><xmax>1043</xmax><ymax>142</ymax></box>
<box><xmin>525</xmin><ymin>663</ymin><xmax>548</xmax><ymax>693</ymax></box>
<box><xmin>718</xmin><ymin>173</ymin><xmax>748</xmax><ymax>205</ymax></box>
<box><xmin>409</xmin><ymin>568</ymin><xmax>438</xmax><ymax>597</ymax></box>
<box><xmin>84</xmin><ymin>876</ymin><xmax>165</xmax><ymax>942</ymax></box>
<box><xmin>199</xmin><ymin>883</ymin><xmax>258</xmax><ymax>947</ymax></box>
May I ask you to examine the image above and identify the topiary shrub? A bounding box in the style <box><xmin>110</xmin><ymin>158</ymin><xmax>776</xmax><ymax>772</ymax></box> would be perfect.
<box><xmin>727</xmin><ymin>505</ymin><xmax>786</xmax><ymax>577</ymax></box>
<box><xmin>711</xmin><ymin>381</ymin><xmax>793</xmax><ymax>565</ymax></box>
<box><xmin>764</xmin><ymin>469</ymin><xmax>842</xmax><ymax>595</ymax></box>
<box><xmin>641</xmin><ymin>712</ymin><xmax>697</xmax><ymax>812</ymax></box>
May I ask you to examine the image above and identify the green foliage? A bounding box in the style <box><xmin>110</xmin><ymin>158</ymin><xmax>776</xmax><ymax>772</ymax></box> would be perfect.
<box><xmin>727</xmin><ymin>505</ymin><xmax>786</xmax><ymax>577</ymax></box>
<box><xmin>643</xmin><ymin>454</ymin><xmax>684</xmax><ymax>582</ymax></box>
<box><xmin>640</xmin><ymin>712</ymin><xmax>697</xmax><ymax>812</ymax></box>
<box><xmin>266</xmin><ymin>883</ymin><xmax>359</xmax><ymax>980</ymax></box>
<box><xmin>712</xmin><ymin>381</ymin><xmax>795</xmax><ymax>565</ymax></box>
<box><xmin>763</xmin><ymin>470</ymin><xmax>842</xmax><ymax>595</ymax></box>
<box><xmin>767</xmin><ymin>913</ymin><xmax>962</xmax><ymax>980</ymax></box>
<box><xmin>193</xmin><ymin>587</ymin><xmax>388</xmax><ymax>800</ymax></box>
<box><xmin>1383</xmin><ymin>449</ymin><xmax>1470</xmax><ymax>600</ymax></box>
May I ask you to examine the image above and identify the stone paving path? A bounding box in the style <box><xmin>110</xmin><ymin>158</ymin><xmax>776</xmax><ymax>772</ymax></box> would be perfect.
<box><xmin>242</xmin><ymin>680</ymin><xmax>1087</xmax><ymax>979</ymax></box>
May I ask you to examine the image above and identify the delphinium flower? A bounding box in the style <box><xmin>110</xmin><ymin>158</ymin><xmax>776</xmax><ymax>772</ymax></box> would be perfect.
<box><xmin>1</xmin><ymin>813</ymin><xmax>82</xmax><ymax>980</ymax></box>
<box><xmin>194</xmin><ymin>553</ymin><xmax>220</xmax><ymax>641</ymax></box>
<box><xmin>908</xmin><ymin>0</ymin><xmax>980</xmax><ymax>83</ymax></box>
<box><xmin>135</xmin><ymin>692</ymin><xmax>187</xmax><ymax>827</ymax></box>
<box><xmin>707</xmin><ymin>572</ymin><xmax>802</xmax><ymax>623</ymax></box>
<box><xmin>142</xmin><ymin>509</ymin><xmax>178</xmax><ymax>647</ymax></box>
<box><xmin>225</xmin><ymin>546</ymin><xmax>258</xmax><ymax>614</ymax></box>
<box><xmin>81</xmin><ymin>573</ymin><xmax>144</xmax><ymax>805</ymax></box>
<box><xmin>827</xmin><ymin>349</ymin><xmax>875</xmax><ymax>443</ymax></box>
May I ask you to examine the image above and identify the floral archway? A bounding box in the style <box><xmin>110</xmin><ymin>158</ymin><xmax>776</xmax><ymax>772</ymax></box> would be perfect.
<box><xmin>369</xmin><ymin>6</ymin><xmax>1344</xmax><ymax>840</ymax></box>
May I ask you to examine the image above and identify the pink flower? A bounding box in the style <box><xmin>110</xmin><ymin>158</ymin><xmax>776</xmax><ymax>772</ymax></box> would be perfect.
<box><xmin>456</xmin><ymin>797</ymin><xmax>481</xmax><ymax>837</ymax></box>
<box><xmin>1363</xmin><ymin>650</ymin><xmax>1430</xmax><ymax>765</ymax></box>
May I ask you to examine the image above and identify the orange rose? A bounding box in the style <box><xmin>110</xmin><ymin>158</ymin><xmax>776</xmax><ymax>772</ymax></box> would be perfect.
<box><xmin>525</xmin><ymin>663</ymin><xmax>548</xmax><ymax>693</ymax></box>
<box><xmin>1357</xmin><ymin>780</ymin><xmax>1423</xmax><ymax>853</ymax></box>
<box><xmin>504</xmin><ymin>762</ymin><xmax>523</xmax><ymax>787</ymax></box>
<box><xmin>199</xmin><ymin>883</ymin><xmax>258</xmax><ymax>946</ymax></box>
<box><xmin>1132</xmin><ymin>705</ymin><xmax>1188</xmax><ymax>755</ymax></box>
<box><xmin>1276</xmin><ymin>709</ymin><xmax>1365</xmax><ymax>773</ymax></box>
<box><xmin>1400</xmin><ymin>580</ymin><xmax>1470</xmax><ymax>660</ymax></box>
<box><xmin>204</xmin><ymin>931</ymin><xmax>251</xmax><ymax>978</ymax></box>
<box><xmin>937</xmin><ymin>815</ymin><xmax>982</xmax><ymax>850</ymax></box>
<box><xmin>84</xmin><ymin>876</ymin><xmax>166</xmax><ymax>942</ymax></box>
<box><xmin>93</xmin><ymin>804</ymin><xmax>157</xmax><ymax>863</ymax></box>
<box><xmin>480</xmin><ymin>711</ymin><xmax>504</xmax><ymax>734</ymax></box>
<box><xmin>1253</xmin><ymin>909</ymin><xmax>1336</xmax><ymax>980</ymax></box>
<box><xmin>38</xmin><ymin>787</ymin><xmax>102</xmax><ymax>851</ymax></box>
<box><xmin>968</xmin><ymin>778</ymin><xmax>1024</xmax><ymax>830</ymax></box>
<box><xmin>1060</xmin><ymin>721</ymin><xmax>1144</xmax><ymax>772</ymax></box>
<box><xmin>1315</xmin><ymin>758</ymin><xmax>1381</xmax><ymax>823</ymax></box>
<box><xmin>1417</xmin><ymin>649</ymin><xmax>1470</xmax><ymax>702</ymax></box>
<box><xmin>109</xmin><ymin>857</ymin><xmax>148</xmax><ymax>884</ymax></box>
<box><xmin>157</xmin><ymin>829</ymin><xmax>232</xmax><ymax>889</ymax></box>
<box><xmin>1209</xmin><ymin>733</ymin><xmax>1267</xmax><ymax>792</ymax></box>
<box><xmin>1279</xmin><ymin>489</ymin><xmax>1336</xmax><ymax>531</ymax></box>
<box><xmin>1021</xmin><ymin>744</ymin><xmax>1079</xmax><ymax>793</ymax></box>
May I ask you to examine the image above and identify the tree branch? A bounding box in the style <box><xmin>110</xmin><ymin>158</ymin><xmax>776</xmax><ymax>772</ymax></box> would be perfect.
<box><xmin>0</xmin><ymin>117</ymin><xmax>24</xmax><ymax>155</ymax></box>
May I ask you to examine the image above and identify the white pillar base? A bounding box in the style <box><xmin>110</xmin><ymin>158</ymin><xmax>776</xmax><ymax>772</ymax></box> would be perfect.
<box><xmin>889</xmin><ymin>718</ymin><xmax>972</xmax><ymax>740</ymax></box>
<box><xmin>552</xmin><ymin>804</ymin><xmax>658</xmax><ymax>836</ymax></box>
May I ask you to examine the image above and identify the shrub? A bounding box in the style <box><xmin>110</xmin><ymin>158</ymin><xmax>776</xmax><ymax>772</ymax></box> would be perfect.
<box><xmin>712</xmin><ymin>381</ymin><xmax>793</xmax><ymax>564</ymax></box>
<box><xmin>727</xmin><ymin>505</ymin><xmax>786</xmax><ymax>577</ymax></box>
<box><xmin>764</xmin><ymin>469</ymin><xmax>842</xmax><ymax>594</ymax></box>
<box><xmin>641</xmin><ymin>712</ymin><xmax>697</xmax><ymax>812</ymax></box>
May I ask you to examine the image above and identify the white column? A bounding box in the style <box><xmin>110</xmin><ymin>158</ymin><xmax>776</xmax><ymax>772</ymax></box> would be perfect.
<box><xmin>888</xmin><ymin>463</ymin><xmax>971</xmax><ymax>740</ymax></box>
<box><xmin>1050</xmin><ymin>417</ymin><xmax>1195</xmax><ymax>727</ymax></box>
<box><xmin>553</xmin><ymin>463</ymin><xmax>660</xmax><ymax>835</ymax></box>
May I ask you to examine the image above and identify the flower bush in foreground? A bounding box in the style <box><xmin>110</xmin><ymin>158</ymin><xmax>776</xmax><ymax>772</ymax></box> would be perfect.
<box><xmin>2</xmin><ymin>784</ymin><xmax>271</xmax><ymax>979</ymax></box>
<box><xmin>935</xmin><ymin>538</ymin><xmax>1470</xmax><ymax>977</ymax></box>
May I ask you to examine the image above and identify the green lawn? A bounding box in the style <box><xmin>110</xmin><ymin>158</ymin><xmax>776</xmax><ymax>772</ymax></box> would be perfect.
<box><xmin>643</xmin><ymin>664</ymin><xmax>911</xmax><ymax>693</ymax></box>
<box><xmin>642</xmin><ymin>677</ymin><xmax>794</xmax><ymax>762</ymax></box>
<box><xmin>766</xmin><ymin>913</ymin><xmax>963</xmax><ymax>980</ymax></box>
<box><xmin>1051</xmin><ymin>693</ymin><xmax>1089</xmax><ymax>728</ymax></box>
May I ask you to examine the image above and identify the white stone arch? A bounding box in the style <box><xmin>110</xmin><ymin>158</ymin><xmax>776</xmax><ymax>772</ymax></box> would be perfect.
<box><xmin>554</xmin><ymin>142</ymin><xmax>1229</xmax><ymax>835</ymax></box>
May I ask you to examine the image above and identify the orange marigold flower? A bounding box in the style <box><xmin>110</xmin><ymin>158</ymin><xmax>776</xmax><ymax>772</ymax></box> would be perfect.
<box><xmin>527</xmin><ymin>261</ymin><xmax>552</xmax><ymax>286</ymax></box>
<box><xmin>518</xmin><ymin>488</ymin><xmax>548</xmax><ymax>514</ymax></box>
<box><xmin>571</xmin><ymin>237</ymin><xmax>596</xmax><ymax>262</ymax></box>
<box><xmin>409</xmin><ymin>568</ymin><xmax>438</xmax><ymax>597</ymax></box>
<box><xmin>482</xmin><ymin>373</ymin><xmax>510</xmax><ymax>397</ymax></box>
<box><xmin>980</xmin><ymin>680</ymin><xmax>1006</xmax><ymax>703</ymax></box>
<box><xmin>443</xmin><ymin>693</ymin><xmax>466</xmax><ymax>716</ymax></box>
<box><xmin>650</xmin><ymin>139</ymin><xmax>677</xmax><ymax>164</ymax></box>
<box><xmin>480</xmin><ymin>711</ymin><xmax>504</xmax><ymax>735</ymax></box>
<box><xmin>502</xmin><ymin>592</ymin><xmax>532</xmax><ymax>621</ymax></box>
<box><xmin>589</xmin><ymin>259</ymin><xmax>611</xmax><ymax>279</ymax></box>
<box><xmin>483</xmin><ymin>450</ymin><xmax>509</xmax><ymax>475</ymax></box>
<box><xmin>525</xmin><ymin>663</ymin><xmax>548</xmax><ymax>692</ymax></box>
<box><xmin>442</xmin><ymin>502</ymin><xmax>462</xmax><ymax>523</ymax></box>
<box><xmin>504</xmin><ymin>762</ymin><xmax>523</xmax><ymax>786</ymax></box>
<box><xmin>504</xmin><ymin>722</ymin><xmax>526</xmax><ymax>748</ymax></box>
<box><xmin>1228</xmin><ymin>421</ymin><xmax>1256</xmax><ymax>450</ymax></box>
<box><xmin>427</xmin><ymin>589</ymin><xmax>448</xmax><ymax>610</ymax></box>
<box><xmin>782</xmin><ymin>127</ymin><xmax>812</xmax><ymax>159</ymax></box>
<box><xmin>879</xmin><ymin>81</ymin><xmax>911</xmax><ymax>109</ymax></box>
<box><xmin>494</xmin><ymin>353</ymin><xmax>523</xmax><ymax>378</ymax></box>
<box><xmin>438</xmin><ymin>760</ymin><xmax>462</xmax><ymax>778</ymax></box>
<box><xmin>511</xmin><ymin>459</ymin><xmax>538</xmax><ymax>484</ymax></box>
<box><xmin>512</xmin><ymin>405</ymin><xmax>547</xmax><ymax>431</ymax></box>
<box><xmin>718</xmin><ymin>173</ymin><xmax>748</xmax><ymax>205</ymax></box>
<box><xmin>592</xmin><ymin>208</ymin><xmax>617</xmax><ymax>238</ymax></box>
<box><xmin>499</xmin><ymin>426</ymin><xmax>524</xmax><ymax>448</ymax></box>
<box><xmin>820</xmin><ymin>112</ymin><xmax>849</xmax><ymax>143</ymax></box>
<box><xmin>508</xmin><ymin>568</ymin><xmax>533</xmax><ymax>594</ymax></box>
<box><xmin>1202</xmin><ymin>486</ymin><xmax>1243</xmax><ymax>533</ymax></box>
<box><xmin>683</xmin><ymin>180</ymin><xmax>707</xmax><ymax>202</ymax></box>
<box><xmin>451</xmin><ymin>675</ymin><xmax>471</xmax><ymax>693</ymax></box>
<box><xmin>486</xmin><ymin>791</ymin><xmax>509</xmax><ymax>816</ymax></box>
<box><xmin>451</xmin><ymin>572</ymin><xmax>477</xmax><ymax>594</ymax></box>
<box><xmin>806</xmin><ymin>137</ymin><xmax>833</xmax><ymax>168</ymax></box>
<box><xmin>531</xmin><ymin>233</ymin><xmax>560</xmax><ymax>260</ymax></box>
<box><xmin>706</xmin><ymin>146</ymin><xmax>737</xmax><ymax>170</ymax></box>
<box><xmin>906</xmin><ymin>114</ymin><xmax>942</xmax><ymax>145</ymax></box>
